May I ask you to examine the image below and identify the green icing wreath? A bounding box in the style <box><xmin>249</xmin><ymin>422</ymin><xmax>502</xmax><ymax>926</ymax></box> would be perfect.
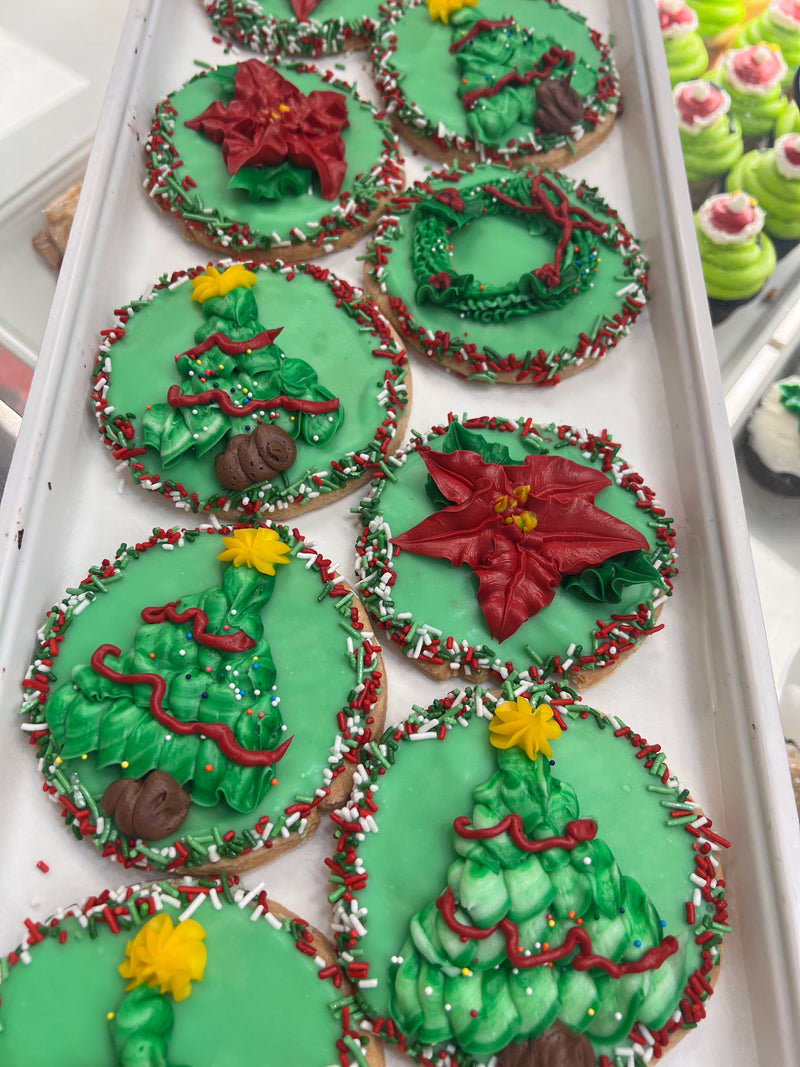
<box><xmin>412</xmin><ymin>171</ymin><xmax>608</xmax><ymax>323</ymax></box>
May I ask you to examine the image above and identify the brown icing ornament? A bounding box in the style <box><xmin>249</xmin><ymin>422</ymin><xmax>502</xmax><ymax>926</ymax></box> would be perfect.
<box><xmin>214</xmin><ymin>423</ymin><xmax>297</xmax><ymax>491</ymax></box>
<box><xmin>498</xmin><ymin>1022</ymin><xmax>595</xmax><ymax>1067</ymax></box>
<box><xmin>535</xmin><ymin>76</ymin><xmax>584</xmax><ymax>135</ymax></box>
<box><xmin>102</xmin><ymin>770</ymin><xmax>191</xmax><ymax>839</ymax></box>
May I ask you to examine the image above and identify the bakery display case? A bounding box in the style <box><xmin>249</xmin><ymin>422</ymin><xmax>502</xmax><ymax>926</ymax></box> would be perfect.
<box><xmin>1</xmin><ymin>1</ymin><xmax>800</xmax><ymax>1064</ymax></box>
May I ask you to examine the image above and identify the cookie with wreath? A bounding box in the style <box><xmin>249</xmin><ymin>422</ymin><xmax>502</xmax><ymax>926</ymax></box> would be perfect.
<box><xmin>355</xmin><ymin>416</ymin><xmax>675</xmax><ymax>684</ymax></box>
<box><xmin>20</xmin><ymin>524</ymin><xmax>385</xmax><ymax>874</ymax></box>
<box><xmin>371</xmin><ymin>0</ymin><xmax>620</xmax><ymax>169</ymax></box>
<box><xmin>329</xmin><ymin>676</ymin><xmax>729</xmax><ymax>1067</ymax></box>
<box><xmin>0</xmin><ymin>877</ymin><xmax>382</xmax><ymax>1067</ymax></box>
<box><xmin>363</xmin><ymin>164</ymin><xmax>648</xmax><ymax>384</ymax></box>
<box><xmin>202</xmin><ymin>0</ymin><xmax>383</xmax><ymax>57</ymax></box>
<box><xmin>93</xmin><ymin>261</ymin><xmax>408</xmax><ymax>518</ymax></box>
<box><xmin>145</xmin><ymin>58</ymin><xmax>403</xmax><ymax>260</ymax></box>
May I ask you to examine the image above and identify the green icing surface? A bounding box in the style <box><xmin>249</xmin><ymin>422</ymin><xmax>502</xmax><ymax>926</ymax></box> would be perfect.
<box><xmin>357</xmin><ymin>421</ymin><xmax>671</xmax><ymax>676</ymax></box>
<box><xmin>99</xmin><ymin>263</ymin><xmax>405</xmax><ymax>513</ymax></box>
<box><xmin>686</xmin><ymin>0</ymin><xmax>745</xmax><ymax>39</ymax></box>
<box><xmin>0</xmin><ymin>889</ymin><xmax>343</xmax><ymax>1067</ymax></box>
<box><xmin>679</xmin><ymin>114</ymin><xmax>743</xmax><ymax>183</ymax></box>
<box><xmin>148</xmin><ymin>64</ymin><xmax>396</xmax><ymax>252</ymax></box>
<box><xmin>695</xmin><ymin>217</ymin><xmax>777</xmax><ymax>299</ymax></box>
<box><xmin>205</xmin><ymin>0</ymin><xmax>381</xmax><ymax>55</ymax></box>
<box><xmin>664</xmin><ymin>32</ymin><xmax>709</xmax><ymax>87</ymax></box>
<box><xmin>22</xmin><ymin>528</ymin><xmax>369</xmax><ymax>868</ymax></box>
<box><xmin>375</xmin><ymin>0</ymin><xmax>616</xmax><ymax>152</ymax></box>
<box><xmin>373</xmin><ymin>165</ymin><xmax>647</xmax><ymax>381</ymax></box>
<box><xmin>737</xmin><ymin>13</ymin><xmax>800</xmax><ymax>84</ymax></box>
<box><xmin>727</xmin><ymin>148</ymin><xmax>800</xmax><ymax>239</ymax></box>
<box><xmin>347</xmin><ymin>697</ymin><xmax>721</xmax><ymax>1061</ymax></box>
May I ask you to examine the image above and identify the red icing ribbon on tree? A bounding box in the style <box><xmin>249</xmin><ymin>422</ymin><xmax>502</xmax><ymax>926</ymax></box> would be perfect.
<box><xmin>140</xmin><ymin>601</ymin><xmax>257</xmax><ymax>651</ymax></box>
<box><xmin>460</xmin><ymin>45</ymin><xmax>576</xmax><ymax>111</ymax></box>
<box><xmin>436</xmin><ymin>889</ymin><xmax>679</xmax><ymax>977</ymax></box>
<box><xmin>166</xmin><ymin>384</ymin><xmax>341</xmax><ymax>418</ymax></box>
<box><xmin>178</xmin><ymin>328</ymin><xmax>284</xmax><ymax>361</ymax></box>
<box><xmin>90</xmin><ymin>643</ymin><xmax>293</xmax><ymax>768</ymax></box>
<box><xmin>453</xmin><ymin>814</ymin><xmax>597</xmax><ymax>850</ymax></box>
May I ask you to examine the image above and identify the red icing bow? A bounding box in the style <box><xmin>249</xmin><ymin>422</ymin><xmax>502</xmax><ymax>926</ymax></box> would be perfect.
<box><xmin>392</xmin><ymin>448</ymin><xmax>649</xmax><ymax>642</ymax></box>
<box><xmin>185</xmin><ymin>59</ymin><xmax>349</xmax><ymax>201</ymax></box>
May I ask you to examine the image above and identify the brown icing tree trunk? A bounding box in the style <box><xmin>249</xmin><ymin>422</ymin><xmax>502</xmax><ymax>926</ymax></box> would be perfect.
<box><xmin>498</xmin><ymin>1021</ymin><xmax>595</xmax><ymax>1067</ymax></box>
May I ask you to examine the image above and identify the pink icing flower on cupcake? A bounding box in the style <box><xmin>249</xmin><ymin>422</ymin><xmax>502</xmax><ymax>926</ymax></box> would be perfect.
<box><xmin>775</xmin><ymin>133</ymin><xmax>800</xmax><ymax>178</ymax></box>
<box><xmin>725</xmin><ymin>43</ymin><xmax>788</xmax><ymax>92</ymax></box>
<box><xmin>657</xmin><ymin>0</ymin><xmax>699</xmax><ymax>37</ymax></box>
<box><xmin>674</xmin><ymin>80</ymin><xmax>730</xmax><ymax>131</ymax></box>
<box><xmin>698</xmin><ymin>191</ymin><xmax>766</xmax><ymax>243</ymax></box>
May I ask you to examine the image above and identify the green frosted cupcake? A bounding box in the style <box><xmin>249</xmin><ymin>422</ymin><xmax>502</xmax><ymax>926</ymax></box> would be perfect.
<box><xmin>695</xmin><ymin>190</ymin><xmax>777</xmax><ymax>321</ymax></box>
<box><xmin>659</xmin><ymin>0</ymin><xmax>709</xmax><ymax>85</ymax></box>
<box><xmin>687</xmin><ymin>0</ymin><xmax>746</xmax><ymax>46</ymax></box>
<box><xmin>775</xmin><ymin>99</ymin><xmax>800</xmax><ymax>133</ymax></box>
<box><xmin>737</xmin><ymin>0</ymin><xmax>800</xmax><ymax>88</ymax></box>
<box><xmin>727</xmin><ymin>133</ymin><xmax>800</xmax><ymax>253</ymax></box>
<box><xmin>711</xmin><ymin>43</ymin><xmax>789</xmax><ymax>141</ymax></box>
<box><xmin>675</xmin><ymin>80</ymin><xmax>743</xmax><ymax>206</ymax></box>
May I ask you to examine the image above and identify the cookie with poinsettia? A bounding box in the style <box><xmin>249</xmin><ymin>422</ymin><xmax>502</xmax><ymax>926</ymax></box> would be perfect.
<box><xmin>370</xmin><ymin>0</ymin><xmax>619</xmax><ymax>169</ymax></box>
<box><xmin>202</xmin><ymin>0</ymin><xmax>382</xmax><ymax>57</ymax></box>
<box><xmin>145</xmin><ymin>59</ymin><xmax>403</xmax><ymax>260</ymax></box>
<box><xmin>329</xmin><ymin>677</ymin><xmax>729</xmax><ymax>1067</ymax></box>
<box><xmin>20</xmin><ymin>524</ymin><xmax>385</xmax><ymax>874</ymax></box>
<box><xmin>355</xmin><ymin>416</ymin><xmax>675</xmax><ymax>685</ymax></box>
<box><xmin>0</xmin><ymin>879</ymin><xmax>382</xmax><ymax>1067</ymax></box>
<box><xmin>363</xmin><ymin>164</ymin><xmax>648</xmax><ymax>385</ymax></box>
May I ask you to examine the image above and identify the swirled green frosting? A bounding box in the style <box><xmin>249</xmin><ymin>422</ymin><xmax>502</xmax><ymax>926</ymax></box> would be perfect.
<box><xmin>110</xmin><ymin>985</ymin><xmax>183</xmax><ymax>1067</ymax></box>
<box><xmin>680</xmin><ymin>114</ymin><xmax>743</xmax><ymax>181</ymax></box>
<box><xmin>390</xmin><ymin>745</ymin><xmax>680</xmax><ymax>1056</ymax></box>
<box><xmin>46</xmin><ymin>559</ymin><xmax>284</xmax><ymax>813</ymax></box>
<box><xmin>776</xmin><ymin>100</ymin><xmax>800</xmax><ymax>135</ymax></box>
<box><xmin>727</xmin><ymin>148</ymin><xmax>800</xmax><ymax>239</ymax></box>
<box><xmin>141</xmin><ymin>283</ymin><xmax>343</xmax><ymax>469</ymax></box>
<box><xmin>687</xmin><ymin>0</ymin><xmax>745</xmax><ymax>39</ymax></box>
<box><xmin>664</xmin><ymin>32</ymin><xmax>709</xmax><ymax>86</ymax></box>
<box><xmin>709</xmin><ymin>67</ymin><xmax>788</xmax><ymax>138</ymax></box>
<box><xmin>737</xmin><ymin>12</ymin><xmax>800</xmax><ymax>86</ymax></box>
<box><xmin>695</xmin><ymin>216</ymin><xmax>777</xmax><ymax>299</ymax></box>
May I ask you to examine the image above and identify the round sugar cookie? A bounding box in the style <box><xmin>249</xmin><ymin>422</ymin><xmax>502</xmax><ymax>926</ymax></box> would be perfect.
<box><xmin>203</xmin><ymin>0</ymin><xmax>381</xmax><ymax>57</ymax></box>
<box><xmin>329</xmin><ymin>677</ymin><xmax>729</xmax><ymax>1067</ymax></box>
<box><xmin>371</xmin><ymin>0</ymin><xmax>620</xmax><ymax>169</ymax></box>
<box><xmin>20</xmin><ymin>524</ymin><xmax>385</xmax><ymax>874</ymax></box>
<box><xmin>93</xmin><ymin>260</ymin><xmax>409</xmax><ymax>518</ymax></box>
<box><xmin>355</xmin><ymin>416</ymin><xmax>675</xmax><ymax>684</ymax></box>
<box><xmin>364</xmin><ymin>165</ymin><xmax>649</xmax><ymax>384</ymax></box>
<box><xmin>145</xmin><ymin>59</ymin><xmax>404</xmax><ymax>260</ymax></box>
<box><xmin>0</xmin><ymin>879</ymin><xmax>382</xmax><ymax>1067</ymax></box>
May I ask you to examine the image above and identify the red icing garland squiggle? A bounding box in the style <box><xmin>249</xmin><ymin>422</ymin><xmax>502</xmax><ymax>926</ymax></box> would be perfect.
<box><xmin>460</xmin><ymin>46</ymin><xmax>576</xmax><ymax>111</ymax></box>
<box><xmin>166</xmin><ymin>384</ymin><xmax>341</xmax><ymax>417</ymax></box>
<box><xmin>140</xmin><ymin>601</ymin><xmax>257</xmax><ymax>651</ymax></box>
<box><xmin>89</xmin><ymin>644</ymin><xmax>293</xmax><ymax>767</ymax></box>
<box><xmin>453</xmin><ymin>814</ymin><xmax>597</xmax><ymax>851</ymax></box>
<box><xmin>177</xmin><ymin>327</ymin><xmax>284</xmax><ymax>362</ymax></box>
<box><xmin>436</xmin><ymin>888</ymin><xmax>679</xmax><ymax>976</ymax></box>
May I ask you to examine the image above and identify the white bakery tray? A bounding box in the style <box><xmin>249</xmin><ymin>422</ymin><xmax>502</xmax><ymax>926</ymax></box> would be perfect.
<box><xmin>0</xmin><ymin>1</ymin><xmax>798</xmax><ymax>1064</ymax></box>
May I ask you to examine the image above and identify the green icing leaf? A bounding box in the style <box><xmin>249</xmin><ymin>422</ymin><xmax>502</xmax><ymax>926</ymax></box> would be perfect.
<box><xmin>561</xmin><ymin>550</ymin><xmax>662</xmax><ymax>605</ymax></box>
<box><xmin>228</xmin><ymin>160</ymin><xmax>312</xmax><ymax>201</ymax></box>
<box><xmin>778</xmin><ymin>381</ymin><xmax>800</xmax><ymax>430</ymax></box>
<box><xmin>197</xmin><ymin>287</ymin><xmax>259</xmax><ymax>338</ymax></box>
<box><xmin>301</xmin><ymin>386</ymin><xmax>345</xmax><ymax>446</ymax></box>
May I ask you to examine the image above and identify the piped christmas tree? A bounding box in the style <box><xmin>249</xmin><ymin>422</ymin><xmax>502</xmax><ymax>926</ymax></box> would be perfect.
<box><xmin>388</xmin><ymin>697</ymin><xmax>683</xmax><ymax>1060</ymax></box>
<box><xmin>46</xmin><ymin>528</ymin><xmax>294</xmax><ymax>825</ymax></box>
<box><xmin>141</xmin><ymin>264</ymin><xmax>344</xmax><ymax>488</ymax></box>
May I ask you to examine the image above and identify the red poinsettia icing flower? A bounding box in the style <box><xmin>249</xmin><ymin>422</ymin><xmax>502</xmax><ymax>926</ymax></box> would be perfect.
<box><xmin>185</xmin><ymin>60</ymin><xmax>349</xmax><ymax>201</ymax></box>
<box><xmin>392</xmin><ymin>447</ymin><xmax>649</xmax><ymax>642</ymax></box>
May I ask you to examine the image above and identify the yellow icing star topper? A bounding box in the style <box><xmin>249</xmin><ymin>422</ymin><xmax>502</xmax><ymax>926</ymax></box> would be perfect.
<box><xmin>191</xmin><ymin>264</ymin><xmax>257</xmax><ymax>303</ymax></box>
<box><xmin>426</xmin><ymin>0</ymin><xmax>478</xmax><ymax>22</ymax></box>
<box><xmin>118</xmin><ymin>914</ymin><xmax>206</xmax><ymax>1002</ymax></box>
<box><xmin>217</xmin><ymin>527</ymin><xmax>291</xmax><ymax>575</ymax></box>
<box><xmin>489</xmin><ymin>696</ymin><xmax>562</xmax><ymax>760</ymax></box>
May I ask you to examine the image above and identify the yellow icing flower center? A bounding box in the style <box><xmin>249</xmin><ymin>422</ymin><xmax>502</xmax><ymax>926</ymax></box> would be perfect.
<box><xmin>217</xmin><ymin>527</ymin><xmax>291</xmax><ymax>574</ymax></box>
<box><xmin>493</xmin><ymin>485</ymin><xmax>538</xmax><ymax>533</ymax></box>
<box><xmin>426</xmin><ymin>0</ymin><xmax>478</xmax><ymax>23</ymax></box>
<box><xmin>489</xmin><ymin>697</ymin><xmax>562</xmax><ymax>761</ymax></box>
<box><xmin>118</xmin><ymin>914</ymin><xmax>206</xmax><ymax>1002</ymax></box>
<box><xmin>191</xmin><ymin>264</ymin><xmax>257</xmax><ymax>304</ymax></box>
